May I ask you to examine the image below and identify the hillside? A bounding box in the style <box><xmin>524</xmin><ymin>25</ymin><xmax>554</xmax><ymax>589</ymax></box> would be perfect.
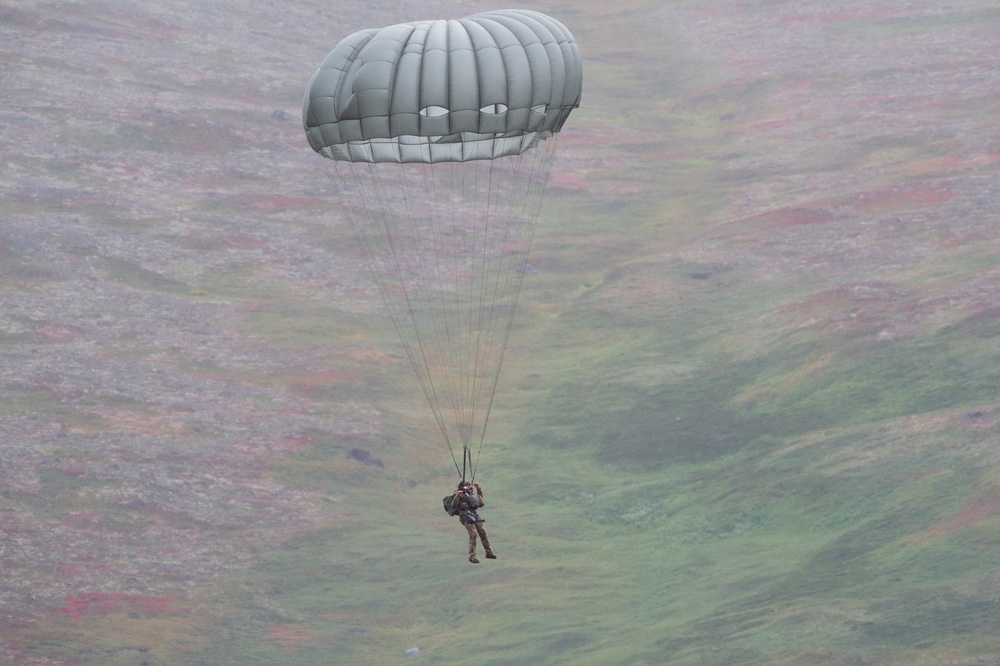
<box><xmin>2</xmin><ymin>0</ymin><xmax>999</xmax><ymax>664</ymax></box>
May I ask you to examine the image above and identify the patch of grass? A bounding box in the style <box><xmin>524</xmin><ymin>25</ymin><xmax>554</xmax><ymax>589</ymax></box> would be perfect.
<box><xmin>522</xmin><ymin>305</ymin><xmax>1000</xmax><ymax>471</ymax></box>
<box><xmin>178</xmin><ymin>409</ymin><xmax>1000</xmax><ymax>665</ymax></box>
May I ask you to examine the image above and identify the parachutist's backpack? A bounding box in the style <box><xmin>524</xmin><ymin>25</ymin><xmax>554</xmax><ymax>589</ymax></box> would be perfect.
<box><xmin>443</xmin><ymin>492</ymin><xmax>482</xmax><ymax>516</ymax></box>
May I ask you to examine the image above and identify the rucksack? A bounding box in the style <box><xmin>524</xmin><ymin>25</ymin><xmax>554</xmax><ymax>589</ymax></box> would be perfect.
<box><xmin>443</xmin><ymin>494</ymin><xmax>460</xmax><ymax>516</ymax></box>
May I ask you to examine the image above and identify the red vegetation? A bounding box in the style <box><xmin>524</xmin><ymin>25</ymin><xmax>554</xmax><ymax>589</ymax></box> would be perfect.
<box><xmin>751</xmin><ymin>205</ymin><xmax>838</xmax><ymax>230</ymax></box>
<box><xmin>852</xmin><ymin>181</ymin><xmax>954</xmax><ymax>215</ymax></box>
<box><xmin>266</xmin><ymin>622</ymin><xmax>316</xmax><ymax>648</ymax></box>
<box><xmin>906</xmin><ymin>491</ymin><xmax>1000</xmax><ymax>545</ymax></box>
<box><xmin>58</xmin><ymin>592</ymin><xmax>180</xmax><ymax>618</ymax></box>
<box><xmin>37</xmin><ymin>323</ymin><xmax>87</xmax><ymax>344</ymax></box>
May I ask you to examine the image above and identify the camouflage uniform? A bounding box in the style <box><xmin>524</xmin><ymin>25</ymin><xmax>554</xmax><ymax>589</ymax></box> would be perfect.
<box><xmin>451</xmin><ymin>484</ymin><xmax>495</xmax><ymax>563</ymax></box>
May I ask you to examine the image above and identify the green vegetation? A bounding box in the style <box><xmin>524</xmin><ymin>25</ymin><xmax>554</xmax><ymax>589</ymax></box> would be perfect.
<box><xmin>175</xmin><ymin>389</ymin><xmax>1000</xmax><ymax>665</ymax></box>
<box><xmin>154</xmin><ymin>227</ymin><xmax>1000</xmax><ymax>664</ymax></box>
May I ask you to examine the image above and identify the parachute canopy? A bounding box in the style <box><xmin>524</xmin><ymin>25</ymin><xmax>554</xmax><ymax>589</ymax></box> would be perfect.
<box><xmin>303</xmin><ymin>9</ymin><xmax>583</xmax><ymax>163</ymax></box>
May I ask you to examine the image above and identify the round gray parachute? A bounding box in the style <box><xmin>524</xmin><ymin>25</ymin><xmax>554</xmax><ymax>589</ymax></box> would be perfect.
<box><xmin>303</xmin><ymin>9</ymin><xmax>583</xmax><ymax>163</ymax></box>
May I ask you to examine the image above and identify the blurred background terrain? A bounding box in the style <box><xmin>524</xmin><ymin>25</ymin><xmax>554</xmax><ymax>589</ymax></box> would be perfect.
<box><xmin>2</xmin><ymin>0</ymin><xmax>999</xmax><ymax>663</ymax></box>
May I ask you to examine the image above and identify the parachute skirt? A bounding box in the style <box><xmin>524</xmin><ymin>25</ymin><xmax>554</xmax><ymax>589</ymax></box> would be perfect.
<box><xmin>317</xmin><ymin>130</ymin><xmax>551</xmax><ymax>164</ymax></box>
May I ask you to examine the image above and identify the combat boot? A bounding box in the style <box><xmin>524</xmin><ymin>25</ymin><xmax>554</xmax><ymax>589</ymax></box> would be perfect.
<box><xmin>481</xmin><ymin>533</ymin><xmax>495</xmax><ymax>559</ymax></box>
<box><xmin>469</xmin><ymin>555</ymin><xmax>480</xmax><ymax>564</ymax></box>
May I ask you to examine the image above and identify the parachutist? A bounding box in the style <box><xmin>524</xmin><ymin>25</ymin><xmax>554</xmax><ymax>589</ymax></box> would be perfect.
<box><xmin>448</xmin><ymin>480</ymin><xmax>495</xmax><ymax>563</ymax></box>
